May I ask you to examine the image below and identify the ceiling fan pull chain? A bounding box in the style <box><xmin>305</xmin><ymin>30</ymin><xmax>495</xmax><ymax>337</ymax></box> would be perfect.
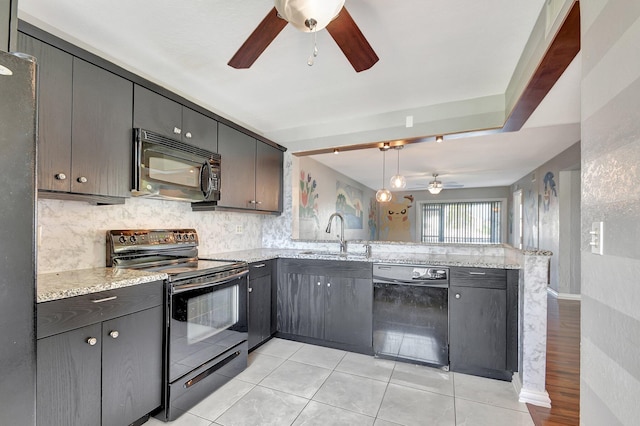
<box><xmin>306</xmin><ymin>18</ymin><xmax>318</xmax><ymax>66</ymax></box>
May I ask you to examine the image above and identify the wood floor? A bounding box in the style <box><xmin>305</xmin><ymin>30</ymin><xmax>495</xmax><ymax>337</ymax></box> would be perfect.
<box><xmin>527</xmin><ymin>294</ymin><xmax>581</xmax><ymax>425</ymax></box>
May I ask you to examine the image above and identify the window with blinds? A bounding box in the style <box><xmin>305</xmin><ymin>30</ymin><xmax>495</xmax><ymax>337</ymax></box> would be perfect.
<box><xmin>420</xmin><ymin>201</ymin><xmax>502</xmax><ymax>244</ymax></box>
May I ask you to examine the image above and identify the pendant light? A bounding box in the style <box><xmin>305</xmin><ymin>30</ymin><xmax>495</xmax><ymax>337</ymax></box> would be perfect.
<box><xmin>376</xmin><ymin>147</ymin><xmax>392</xmax><ymax>203</ymax></box>
<box><xmin>389</xmin><ymin>146</ymin><xmax>406</xmax><ymax>189</ymax></box>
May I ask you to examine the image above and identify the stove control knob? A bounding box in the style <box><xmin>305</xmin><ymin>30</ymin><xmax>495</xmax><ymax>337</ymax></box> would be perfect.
<box><xmin>129</xmin><ymin>235</ymin><xmax>137</xmax><ymax>243</ymax></box>
<box><xmin>176</xmin><ymin>234</ymin><xmax>182</xmax><ymax>241</ymax></box>
<box><xmin>118</xmin><ymin>236</ymin><xmax>126</xmax><ymax>244</ymax></box>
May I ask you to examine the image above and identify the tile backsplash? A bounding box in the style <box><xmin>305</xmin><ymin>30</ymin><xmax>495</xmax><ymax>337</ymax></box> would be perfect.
<box><xmin>37</xmin><ymin>197</ymin><xmax>266</xmax><ymax>273</ymax></box>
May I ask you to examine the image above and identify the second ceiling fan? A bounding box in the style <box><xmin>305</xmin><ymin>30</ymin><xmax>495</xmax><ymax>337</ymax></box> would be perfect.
<box><xmin>228</xmin><ymin>0</ymin><xmax>379</xmax><ymax>72</ymax></box>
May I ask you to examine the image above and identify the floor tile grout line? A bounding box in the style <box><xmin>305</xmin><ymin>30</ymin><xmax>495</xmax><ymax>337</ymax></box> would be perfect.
<box><xmin>373</xmin><ymin>361</ymin><xmax>397</xmax><ymax>422</ymax></box>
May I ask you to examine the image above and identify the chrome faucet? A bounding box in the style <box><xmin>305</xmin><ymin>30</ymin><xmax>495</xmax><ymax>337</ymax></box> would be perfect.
<box><xmin>325</xmin><ymin>213</ymin><xmax>347</xmax><ymax>253</ymax></box>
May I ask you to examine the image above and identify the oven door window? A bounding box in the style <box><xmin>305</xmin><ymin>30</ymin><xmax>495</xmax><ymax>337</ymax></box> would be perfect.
<box><xmin>186</xmin><ymin>284</ymin><xmax>238</xmax><ymax>343</ymax></box>
<box><xmin>169</xmin><ymin>279</ymin><xmax>247</xmax><ymax>383</ymax></box>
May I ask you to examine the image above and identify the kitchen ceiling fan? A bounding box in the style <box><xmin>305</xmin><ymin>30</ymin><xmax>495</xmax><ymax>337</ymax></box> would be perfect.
<box><xmin>228</xmin><ymin>0</ymin><xmax>379</xmax><ymax>72</ymax></box>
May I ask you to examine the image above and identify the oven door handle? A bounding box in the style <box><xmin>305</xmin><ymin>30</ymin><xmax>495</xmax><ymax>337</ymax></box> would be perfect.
<box><xmin>171</xmin><ymin>269</ymin><xmax>249</xmax><ymax>294</ymax></box>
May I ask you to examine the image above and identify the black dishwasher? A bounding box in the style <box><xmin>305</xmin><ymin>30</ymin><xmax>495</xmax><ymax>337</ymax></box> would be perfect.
<box><xmin>373</xmin><ymin>264</ymin><xmax>449</xmax><ymax>368</ymax></box>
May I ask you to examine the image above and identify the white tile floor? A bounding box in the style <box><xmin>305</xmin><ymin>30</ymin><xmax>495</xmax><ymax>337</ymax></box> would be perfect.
<box><xmin>146</xmin><ymin>338</ymin><xmax>534</xmax><ymax>426</ymax></box>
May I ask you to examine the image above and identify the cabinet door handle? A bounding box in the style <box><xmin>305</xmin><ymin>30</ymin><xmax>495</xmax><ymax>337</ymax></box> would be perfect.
<box><xmin>77</xmin><ymin>176</ymin><xmax>88</xmax><ymax>183</ymax></box>
<box><xmin>256</xmin><ymin>201</ymin><xmax>263</xmax><ymax>205</ymax></box>
<box><xmin>185</xmin><ymin>131</ymin><xmax>192</xmax><ymax>139</ymax></box>
<box><xmin>248</xmin><ymin>288</ymin><xmax>253</xmax><ymax>293</ymax></box>
<box><xmin>109</xmin><ymin>330</ymin><xmax>119</xmax><ymax>339</ymax></box>
<box><xmin>468</xmin><ymin>272</ymin><xmax>486</xmax><ymax>275</ymax></box>
<box><xmin>91</xmin><ymin>296</ymin><xmax>117</xmax><ymax>303</ymax></box>
<box><xmin>173</xmin><ymin>127</ymin><xmax>182</xmax><ymax>135</ymax></box>
<box><xmin>54</xmin><ymin>173</ymin><xmax>66</xmax><ymax>180</ymax></box>
<box><xmin>327</xmin><ymin>283</ymin><xmax>331</xmax><ymax>288</ymax></box>
<box><xmin>317</xmin><ymin>282</ymin><xmax>321</xmax><ymax>286</ymax></box>
<box><xmin>455</xmin><ymin>293</ymin><xmax>461</xmax><ymax>299</ymax></box>
<box><xmin>249</xmin><ymin>200</ymin><xmax>257</xmax><ymax>204</ymax></box>
<box><xmin>87</xmin><ymin>337</ymin><xmax>98</xmax><ymax>346</ymax></box>
<box><xmin>252</xmin><ymin>264</ymin><xmax>266</xmax><ymax>268</ymax></box>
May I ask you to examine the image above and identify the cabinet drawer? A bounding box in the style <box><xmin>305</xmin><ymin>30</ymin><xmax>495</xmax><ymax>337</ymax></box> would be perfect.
<box><xmin>249</xmin><ymin>260</ymin><xmax>274</xmax><ymax>279</ymax></box>
<box><xmin>450</xmin><ymin>267</ymin><xmax>506</xmax><ymax>289</ymax></box>
<box><xmin>37</xmin><ymin>280</ymin><xmax>164</xmax><ymax>339</ymax></box>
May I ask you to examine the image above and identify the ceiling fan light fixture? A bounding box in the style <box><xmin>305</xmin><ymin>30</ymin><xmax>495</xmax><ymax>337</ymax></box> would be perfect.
<box><xmin>274</xmin><ymin>0</ymin><xmax>345</xmax><ymax>32</ymax></box>
<box><xmin>428</xmin><ymin>173</ymin><xmax>443</xmax><ymax>194</ymax></box>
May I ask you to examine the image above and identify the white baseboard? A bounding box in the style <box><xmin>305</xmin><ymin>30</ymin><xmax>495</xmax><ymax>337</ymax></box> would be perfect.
<box><xmin>558</xmin><ymin>293</ymin><xmax>581</xmax><ymax>301</ymax></box>
<box><xmin>519</xmin><ymin>387</ymin><xmax>552</xmax><ymax>408</ymax></box>
<box><xmin>513</xmin><ymin>371</ymin><xmax>552</xmax><ymax>407</ymax></box>
<box><xmin>547</xmin><ymin>287</ymin><xmax>581</xmax><ymax>301</ymax></box>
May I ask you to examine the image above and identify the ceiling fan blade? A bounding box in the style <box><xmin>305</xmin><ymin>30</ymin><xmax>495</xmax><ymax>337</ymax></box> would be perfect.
<box><xmin>228</xmin><ymin>7</ymin><xmax>288</xmax><ymax>69</ymax></box>
<box><xmin>326</xmin><ymin>7</ymin><xmax>379</xmax><ymax>72</ymax></box>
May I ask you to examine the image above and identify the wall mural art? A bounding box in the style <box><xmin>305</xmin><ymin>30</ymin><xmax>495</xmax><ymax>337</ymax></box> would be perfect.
<box><xmin>335</xmin><ymin>181</ymin><xmax>363</xmax><ymax>229</ymax></box>
<box><xmin>543</xmin><ymin>171</ymin><xmax>558</xmax><ymax>212</ymax></box>
<box><xmin>299</xmin><ymin>170</ymin><xmax>319</xmax><ymax>230</ymax></box>
<box><xmin>381</xmin><ymin>195</ymin><xmax>414</xmax><ymax>242</ymax></box>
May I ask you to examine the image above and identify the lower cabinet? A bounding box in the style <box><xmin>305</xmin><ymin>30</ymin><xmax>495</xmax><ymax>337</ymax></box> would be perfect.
<box><xmin>247</xmin><ymin>260</ymin><xmax>274</xmax><ymax>350</ymax></box>
<box><xmin>36</xmin><ymin>282</ymin><xmax>164</xmax><ymax>426</ymax></box>
<box><xmin>277</xmin><ymin>259</ymin><xmax>372</xmax><ymax>351</ymax></box>
<box><xmin>449</xmin><ymin>267</ymin><xmax>518</xmax><ymax>380</ymax></box>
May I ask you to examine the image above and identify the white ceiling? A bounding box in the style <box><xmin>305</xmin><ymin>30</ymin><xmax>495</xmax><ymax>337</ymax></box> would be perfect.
<box><xmin>17</xmin><ymin>0</ymin><xmax>581</xmax><ymax>191</ymax></box>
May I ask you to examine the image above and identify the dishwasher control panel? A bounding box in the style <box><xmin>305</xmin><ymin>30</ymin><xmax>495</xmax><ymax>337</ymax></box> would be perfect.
<box><xmin>373</xmin><ymin>263</ymin><xmax>449</xmax><ymax>283</ymax></box>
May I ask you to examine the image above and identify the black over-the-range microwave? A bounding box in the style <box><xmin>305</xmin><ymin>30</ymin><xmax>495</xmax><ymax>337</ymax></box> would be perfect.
<box><xmin>132</xmin><ymin>128</ymin><xmax>221</xmax><ymax>202</ymax></box>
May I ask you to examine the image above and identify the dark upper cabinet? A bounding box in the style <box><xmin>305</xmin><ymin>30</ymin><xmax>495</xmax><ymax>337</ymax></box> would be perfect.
<box><xmin>17</xmin><ymin>33</ymin><xmax>73</xmax><ymax>192</ymax></box>
<box><xmin>71</xmin><ymin>58</ymin><xmax>133</xmax><ymax>197</ymax></box>
<box><xmin>16</xmin><ymin>33</ymin><xmax>132</xmax><ymax>198</ymax></box>
<box><xmin>217</xmin><ymin>123</ymin><xmax>257</xmax><ymax>209</ymax></box>
<box><xmin>217</xmin><ymin>123</ymin><xmax>283</xmax><ymax>213</ymax></box>
<box><xmin>182</xmin><ymin>107</ymin><xmax>218</xmax><ymax>152</ymax></box>
<box><xmin>133</xmin><ymin>85</ymin><xmax>218</xmax><ymax>152</ymax></box>
<box><xmin>256</xmin><ymin>141</ymin><xmax>283</xmax><ymax>212</ymax></box>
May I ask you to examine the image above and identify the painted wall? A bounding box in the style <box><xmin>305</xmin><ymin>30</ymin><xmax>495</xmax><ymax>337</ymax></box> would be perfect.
<box><xmin>293</xmin><ymin>156</ymin><xmax>376</xmax><ymax>241</ymax></box>
<box><xmin>580</xmin><ymin>2</ymin><xmax>640</xmax><ymax>424</ymax></box>
<box><xmin>509</xmin><ymin>142</ymin><xmax>580</xmax><ymax>293</ymax></box>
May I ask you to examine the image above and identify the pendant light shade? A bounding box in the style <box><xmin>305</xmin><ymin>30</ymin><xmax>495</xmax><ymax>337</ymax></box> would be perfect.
<box><xmin>376</xmin><ymin>148</ymin><xmax>392</xmax><ymax>203</ymax></box>
<box><xmin>274</xmin><ymin>0</ymin><xmax>345</xmax><ymax>32</ymax></box>
<box><xmin>389</xmin><ymin>146</ymin><xmax>406</xmax><ymax>189</ymax></box>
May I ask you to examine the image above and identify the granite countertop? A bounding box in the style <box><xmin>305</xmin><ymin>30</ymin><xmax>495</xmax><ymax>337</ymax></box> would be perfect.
<box><xmin>37</xmin><ymin>268</ymin><xmax>168</xmax><ymax>303</ymax></box>
<box><xmin>200</xmin><ymin>248</ymin><xmax>522</xmax><ymax>269</ymax></box>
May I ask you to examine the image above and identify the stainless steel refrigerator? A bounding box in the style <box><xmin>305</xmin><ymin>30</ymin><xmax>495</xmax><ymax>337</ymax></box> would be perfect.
<box><xmin>0</xmin><ymin>49</ymin><xmax>37</xmax><ymax>425</ymax></box>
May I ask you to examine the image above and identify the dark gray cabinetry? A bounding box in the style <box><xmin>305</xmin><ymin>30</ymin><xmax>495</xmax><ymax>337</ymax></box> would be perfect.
<box><xmin>72</xmin><ymin>59</ymin><xmax>133</xmax><ymax>197</ymax></box>
<box><xmin>36</xmin><ymin>281</ymin><xmax>163</xmax><ymax>426</ymax></box>
<box><xmin>16</xmin><ymin>33</ymin><xmax>132</xmax><ymax>198</ymax></box>
<box><xmin>255</xmin><ymin>141</ymin><xmax>284</xmax><ymax>212</ymax></box>
<box><xmin>217</xmin><ymin>124</ymin><xmax>283</xmax><ymax>213</ymax></box>
<box><xmin>17</xmin><ymin>33</ymin><xmax>72</xmax><ymax>192</ymax></box>
<box><xmin>37</xmin><ymin>323</ymin><xmax>102</xmax><ymax>426</ymax></box>
<box><xmin>247</xmin><ymin>260</ymin><xmax>274</xmax><ymax>350</ymax></box>
<box><xmin>449</xmin><ymin>267</ymin><xmax>517</xmax><ymax>381</ymax></box>
<box><xmin>133</xmin><ymin>85</ymin><xmax>218</xmax><ymax>151</ymax></box>
<box><xmin>277</xmin><ymin>259</ymin><xmax>373</xmax><ymax>351</ymax></box>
